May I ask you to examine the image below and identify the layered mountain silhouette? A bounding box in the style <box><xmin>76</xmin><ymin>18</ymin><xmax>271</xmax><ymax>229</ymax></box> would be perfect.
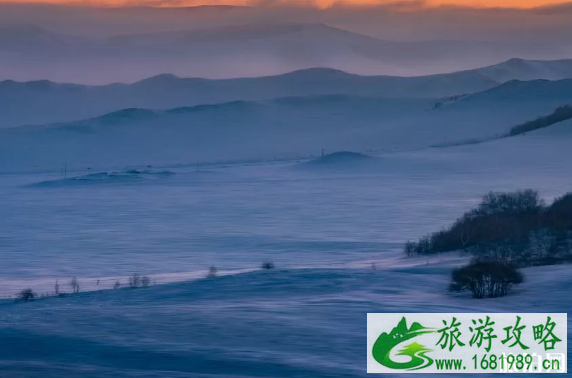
<box><xmin>0</xmin><ymin>23</ymin><xmax>568</xmax><ymax>84</ymax></box>
<box><xmin>3</xmin><ymin>75</ymin><xmax>572</xmax><ymax>171</ymax></box>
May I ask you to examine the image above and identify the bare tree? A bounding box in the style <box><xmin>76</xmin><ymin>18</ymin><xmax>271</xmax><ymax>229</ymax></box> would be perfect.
<box><xmin>113</xmin><ymin>280</ymin><xmax>121</xmax><ymax>290</ymax></box>
<box><xmin>141</xmin><ymin>276</ymin><xmax>151</xmax><ymax>288</ymax></box>
<box><xmin>54</xmin><ymin>280</ymin><xmax>60</xmax><ymax>296</ymax></box>
<box><xmin>128</xmin><ymin>273</ymin><xmax>141</xmax><ymax>288</ymax></box>
<box><xmin>70</xmin><ymin>277</ymin><xmax>80</xmax><ymax>293</ymax></box>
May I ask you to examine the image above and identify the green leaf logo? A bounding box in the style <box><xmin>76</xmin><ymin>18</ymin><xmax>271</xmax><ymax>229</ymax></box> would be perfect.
<box><xmin>372</xmin><ymin>317</ymin><xmax>436</xmax><ymax>370</ymax></box>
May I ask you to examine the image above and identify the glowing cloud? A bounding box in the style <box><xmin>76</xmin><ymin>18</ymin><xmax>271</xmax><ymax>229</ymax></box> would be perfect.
<box><xmin>0</xmin><ymin>0</ymin><xmax>570</xmax><ymax>9</ymax></box>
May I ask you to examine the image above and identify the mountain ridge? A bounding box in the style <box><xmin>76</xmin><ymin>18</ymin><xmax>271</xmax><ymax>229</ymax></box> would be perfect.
<box><xmin>0</xmin><ymin>22</ymin><xmax>568</xmax><ymax>83</ymax></box>
<box><xmin>4</xmin><ymin>78</ymin><xmax>572</xmax><ymax>172</ymax></box>
<box><xmin>4</xmin><ymin>57</ymin><xmax>572</xmax><ymax>87</ymax></box>
<box><xmin>2</xmin><ymin>58</ymin><xmax>572</xmax><ymax>129</ymax></box>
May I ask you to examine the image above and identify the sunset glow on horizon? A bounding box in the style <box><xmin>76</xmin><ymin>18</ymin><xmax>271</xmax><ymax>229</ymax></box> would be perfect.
<box><xmin>0</xmin><ymin>0</ymin><xmax>570</xmax><ymax>9</ymax></box>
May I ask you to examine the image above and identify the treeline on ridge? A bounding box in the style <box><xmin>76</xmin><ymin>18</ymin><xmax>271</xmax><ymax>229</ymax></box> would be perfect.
<box><xmin>508</xmin><ymin>104</ymin><xmax>572</xmax><ymax>136</ymax></box>
<box><xmin>405</xmin><ymin>189</ymin><xmax>572</xmax><ymax>267</ymax></box>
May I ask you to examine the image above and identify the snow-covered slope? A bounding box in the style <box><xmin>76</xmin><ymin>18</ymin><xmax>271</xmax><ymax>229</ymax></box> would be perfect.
<box><xmin>4</xmin><ymin>57</ymin><xmax>572</xmax><ymax>130</ymax></box>
<box><xmin>0</xmin><ymin>68</ymin><xmax>495</xmax><ymax>129</ymax></box>
<box><xmin>428</xmin><ymin>78</ymin><xmax>572</xmax><ymax>139</ymax></box>
<box><xmin>3</xmin><ymin>77</ymin><xmax>572</xmax><ymax>172</ymax></box>
<box><xmin>3</xmin><ymin>58</ymin><xmax>572</xmax><ymax>129</ymax></box>
<box><xmin>0</xmin><ymin>96</ymin><xmax>428</xmax><ymax>171</ymax></box>
<box><xmin>474</xmin><ymin>58</ymin><xmax>572</xmax><ymax>82</ymax></box>
<box><xmin>1</xmin><ymin>105</ymin><xmax>572</xmax><ymax>377</ymax></box>
<box><xmin>0</xmin><ymin>263</ymin><xmax>570</xmax><ymax>378</ymax></box>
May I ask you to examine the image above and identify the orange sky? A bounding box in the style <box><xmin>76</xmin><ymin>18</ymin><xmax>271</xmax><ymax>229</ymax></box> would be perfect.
<box><xmin>0</xmin><ymin>0</ymin><xmax>569</xmax><ymax>8</ymax></box>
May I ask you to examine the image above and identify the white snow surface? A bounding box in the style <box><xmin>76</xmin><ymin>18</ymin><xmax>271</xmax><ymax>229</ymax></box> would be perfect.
<box><xmin>0</xmin><ymin>120</ymin><xmax>572</xmax><ymax>376</ymax></box>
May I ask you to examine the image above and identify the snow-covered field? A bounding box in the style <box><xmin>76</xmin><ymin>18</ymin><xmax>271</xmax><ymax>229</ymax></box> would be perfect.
<box><xmin>1</xmin><ymin>259</ymin><xmax>571</xmax><ymax>378</ymax></box>
<box><xmin>1</xmin><ymin>121</ymin><xmax>571</xmax><ymax>377</ymax></box>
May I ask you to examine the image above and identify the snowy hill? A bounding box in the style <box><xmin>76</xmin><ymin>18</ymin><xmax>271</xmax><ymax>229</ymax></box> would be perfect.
<box><xmin>0</xmin><ymin>68</ymin><xmax>491</xmax><ymax>129</ymax></box>
<box><xmin>0</xmin><ymin>264</ymin><xmax>570</xmax><ymax>377</ymax></box>
<box><xmin>428</xmin><ymin>78</ymin><xmax>572</xmax><ymax>135</ymax></box>
<box><xmin>474</xmin><ymin>58</ymin><xmax>572</xmax><ymax>82</ymax></box>
<box><xmin>3</xmin><ymin>58</ymin><xmax>572</xmax><ymax>129</ymax></box>
<box><xmin>0</xmin><ymin>96</ymin><xmax>427</xmax><ymax>171</ymax></box>
<box><xmin>3</xmin><ymin>77</ymin><xmax>572</xmax><ymax>172</ymax></box>
<box><xmin>299</xmin><ymin>151</ymin><xmax>377</xmax><ymax>171</ymax></box>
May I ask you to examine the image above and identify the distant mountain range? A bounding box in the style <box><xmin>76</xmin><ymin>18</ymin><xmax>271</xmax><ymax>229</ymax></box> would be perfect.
<box><xmin>0</xmin><ymin>23</ymin><xmax>569</xmax><ymax>84</ymax></box>
<box><xmin>2</xmin><ymin>75</ymin><xmax>572</xmax><ymax>172</ymax></box>
<box><xmin>2</xmin><ymin>58</ymin><xmax>572</xmax><ymax>129</ymax></box>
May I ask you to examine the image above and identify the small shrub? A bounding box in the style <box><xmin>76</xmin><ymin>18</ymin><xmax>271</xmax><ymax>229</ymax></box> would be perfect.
<box><xmin>128</xmin><ymin>273</ymin><xmax>141</xmax><ymax>288</ymax></box>
<box><xmin>261</xmin><ymin>261</ymin><xmax>275</xmax><ymax>270</ymax></box>
<box><xmin>113</xmin><ymin>280</ymin><xmax>121</xmax><ymax>289</ymax></box>
<box><xmin>449</xmin><ymin>259</ymin><xmax>523</xmax><ymax>299</ymax></box>
<box><xmin>16</xmin><ymin>288</ymin><xmax>36</xmax><ymax>302</ymax></box>
<box><xmin>70</xmin><ymin>277</ymin><xmax>80</xmax><ymax>293</ymax></box>
<box><xmin>206</xmin><ymin>266</ymin><xmax>218</xmax><ymax>278</ymax></box>
<box><xmin>141</xmin><ymin>276</ymin><xmax>151</xmax><ymax>288</ymax></box>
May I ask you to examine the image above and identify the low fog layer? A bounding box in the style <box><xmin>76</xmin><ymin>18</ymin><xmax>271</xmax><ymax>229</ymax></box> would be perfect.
<box><xmin>2</xmin><ymin>58</ymin><xmax>572</xmax><ymax>129</ymax></box>
<box><xmin>3</xmin><ymin>77</ymin><xmax>572</xmax><ymax>171</ymax></box>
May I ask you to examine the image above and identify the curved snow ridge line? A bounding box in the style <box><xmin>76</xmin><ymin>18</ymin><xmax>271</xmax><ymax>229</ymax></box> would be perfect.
<box><xmin>26</xmin><ymin>169</ymin><xmax>176</xmax><ymax>187</ymax></box>
<box><xmin>0</xmin><ymin>254</ymin><xmax>469</xmax><ymax>299</ymax></box>
<box><xmin>429</xmin><ymin>103</ymin><xmax>572</xmax><ymax>151</ymax></box>
<box><xmin>0</xmin><ymin>268</ymin><xmax>256</xmax><ymax>299</ymax></box>
<box><xmin>0</xmin><ymin>264</ymin><xmax>370</xmax><ymax>299</ymax></box>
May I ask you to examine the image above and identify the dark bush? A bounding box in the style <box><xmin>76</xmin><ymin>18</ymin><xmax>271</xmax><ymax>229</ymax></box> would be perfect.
<box><xmin>16</xmin><ymin>288</ymin><xmax>37</xmax><ymax>302</ymax></box>
<box><xmin>129</xmin><ymin>273</ymin><xmax>141</xmax><ymax>288</ymax></box>
<box><xmin>261</xmin><ymin>261</ymin><xmax>275</xmax><ymax>270</ymax></box>
<box><xmin>450</xmin><ymin>259</ymin><xmax>523</xmax><ymax>299</ymax></box>
<box><xmin>206</xmin><ymin>266</ymin><xmax>218</xmax><ymax>278</ymax></box>
<box><xmin>70</xmin><ymin>277</ymin><xmax>80</xmax><ymax>293</ymax></box>
<box><xmin>141</xmin><ymin>276</ymin><xmax>151</xmax><ymax>288</ymax></box>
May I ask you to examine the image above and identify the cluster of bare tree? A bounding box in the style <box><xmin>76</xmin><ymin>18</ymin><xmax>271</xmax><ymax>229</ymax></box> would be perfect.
<box><xmin>406</xmin><ymin>190</ymin><xmax>572</xmax><ymax>267</ymax></box>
